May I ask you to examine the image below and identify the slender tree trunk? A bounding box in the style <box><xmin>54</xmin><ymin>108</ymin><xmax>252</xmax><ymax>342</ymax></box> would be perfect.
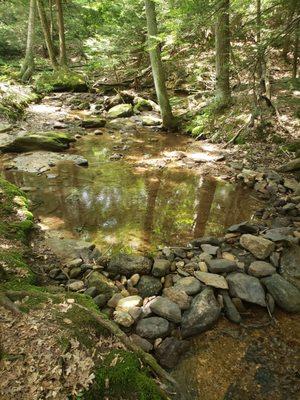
<box><xmin>256</xmin><ymin>0</ymin><xmax>266</xmax><ymax>94</ymax></box>
<box><xmin>215</xmin><ymin>0</ymin><xmax>231</xmax><ymax>107</ymax></box>
<box><xmin>20</xmin><ymin>0</ymin><xmax>36</xmax><ymax>82</ymax></box>
<box><xmin>55</xmin><ymin>0</ymin><xmax>68</xmax><ymax>66</ymax></box>
<box><xmin>36</xmin><ymin>0</ymin><xmax>58</xmax><ymax>69</ymax></box>
<box><xmin>49</xmin><ymin>0</ymin><xmax>54</xmax><ymax>41</ymax></box>
<box><xmin>292</xmin><ymin>21</ymin><xmax>299</xmax><ymax>79</ymax></box>
<box><xmin>144</xmin><ymin>0</ymin><xmax>175</xmax><ymax>130</ymax></box>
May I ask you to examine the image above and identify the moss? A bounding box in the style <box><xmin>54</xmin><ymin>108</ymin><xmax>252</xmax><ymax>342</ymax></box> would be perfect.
<box><xmin>35</xmin><ymin>70</ymin><xmax>88</xmax><ymax>94</ymax></box>
<box><xmin>83</xmin><ymin>350</ymin><xmax>163</xmax><ymax>400</ymax></box>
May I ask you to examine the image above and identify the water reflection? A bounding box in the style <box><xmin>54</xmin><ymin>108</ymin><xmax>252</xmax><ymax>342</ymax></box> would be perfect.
<box><xmin>2</xmin><ymin>132</ymin><xmax>261</xmax><ymax>252</ymax></box>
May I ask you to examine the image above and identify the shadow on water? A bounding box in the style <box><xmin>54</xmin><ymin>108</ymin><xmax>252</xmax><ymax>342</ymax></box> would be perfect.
<box><xmin>2</xmin><ymin>131</ymin><xmax>262</xmax><ymax>253</ymax></box>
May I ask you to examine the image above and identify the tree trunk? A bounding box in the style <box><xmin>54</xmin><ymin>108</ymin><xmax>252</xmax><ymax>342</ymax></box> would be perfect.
<box><xmin>20</xmin><ymin>0</ymin><xmax>36</xmax><ymax>82</ymax></box>
<box><xmin>36</xmin><ymin>0</ymin><xmax>58</xmax><ymax>69</ymax></box>
<box><xmin>292</xmin><ymin>21</ymin><xmax>299</xmax><ymax>79</ymax></box>
<box><xmin>144</xmin><ymin>0</ymin><xmax>175</xmax><ymax>130</ymax></box>
<box><xmin>49</xmin><ymin>0</ymin><xmax>54</xmax><ymax>41</ymax></box>
<box><xmin>55</xmin><ymin>0</ymin><xmax>68</xmax><ymax>66</ymax></box>
<box><xmin>215</xmin><ymin>0</ymin><xmax>231</xmax><ymax>107</ymax></box>
<box><xmin>256</xmin><ymin>0</ymin><xmax>266</xmax><ymax>94</ymax></box>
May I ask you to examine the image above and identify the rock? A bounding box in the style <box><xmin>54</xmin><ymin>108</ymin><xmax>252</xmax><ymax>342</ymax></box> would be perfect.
<box><xmin>263</xmin><ymin>227</ymin><xmax>294</xmax><ymax>242</ymax></box>
<box><xmin>46</xmin><ymin>237</ymin><xmax>94</xmax><ymax>261</ymax></box>
<box><xmin>227</xmin><ymin>272</ymin><xmax>266</xmax><ymax>307</ymax></box>
<box><xmin>67</xmin><ymin>258</ymin><xmax>83</xmax><ymax>268</ymax></box>
<box><xmin>207</xmin><ymin>259</ymin><xmax>237</xmax><ymax>274</ymax></box>
<box><xmin>93</xmin><ymin>294</ymin><xmax>107</xmax><ymax>307</ymax></box>
<box><xmin>174</xmin><ymin>276</ymin><xmax>202</xmax><ymax>295</ymax></box>
<box><xmin>108</xmin><ymin>254</ymin><xmax>152</xmax><ymax>277</ymax></box>
<box><xmin>128</xmin><ymin>306</ymin><xmax>142</xmax><ymax>321</ymax></box>
<box><xmin>199</xmin><ymin>261</ymin><xmax>208</xmax><ymax>272</ymax></box>
<box><xmin>173</xmin><ymin>247</ymin><xmax>187</xmax><ymax>258</ymax></box>
<box><xmin>261</xmin><ymin>274</ymin><xmax>300</xmax><ymax>312</ymax></box>
<box><xmin>140</xmin><ymin>115</ymin><xmax>161</xmax><ymax>126</ymax></box>
<box><xmin>248</xmin><ymin>261</ymin><xmax>276</xmax><ymax>277</ymax></box>
<box><xmin>284</xmin><ymin>178</ymin><xmax>299</xmax><ymax>191</ymax></box>
<box><xmin>194</xmin><ymin>271</ymin><xmax>229</xmax><ymax>289</ymax></box>
<box><xmin>136</xmin><ymin>317</ymin><xmax>170</xmax><ymax>339</ymax></box>
<box><xmin>266</xmin><ymin>293</ymin><xmax>275</xmax><ymax>313</ymax></box>
<box><xmin>201</xmin><ymin>244</ymin><xmax>219</xmax><ymax>255</ymax></box>
<box><xmin>69</xmin><ymin>267</ymin><xmax>82</xmax><ymax>279</ymax></box>
<box><xmin>240</xmin><ymin>234</ymin><xmax>275</xmax><ymax>259</ymax></box>
<box><xmin>107</xmin><ymin>293</ymin><xmax>124</xmax><ymax>308</ymax></box>
<box><xmin>181</xmin><ymin>288</ymin><xmax>221</xmax><ymax>338</ymax></box>
<box><xmin>107</xmin><ymin>104</ymin><xmax>133</xmax><ymax>118</ymax></box>
<box><xmin>128</xmin><ymin>273</ymin><xmax>140</xmax><ymax>286</ymax></box>
<box><xmin>155</xmin><ymin>337</ymin><xmax>190</xmax><ymax>368</ymax></box>
<box><xmin>150</xmin><ymin>296</ymin><xmax>182</xmax><ymax>323</ymax></box>
<box><xmin>0</xmin><ymin>131</ymin><xmax>75</xmax><ymax>153</ymax></box>
<box><xmin>222</xmin><ymin>291</ymin><xmax>242</xmax><ymax>324</ymax></box>
<box><xmin>113</xmin><ymin>310</ymin><xmax>135</xmax><ymax>327</ymax></box>
<box><xmin>0</xmin><ymin>123</ymin><xmax>12</xmax><ymax>133</ymax></box>
<box><xmin>136</xmin><ymin>276</ymin><xmax>162</xmax><ymax>298</ymax></box>
<box><xmin>191</xmin><ymin>237</ymin><xmax>222</xmax><ymax>247</ymax></box>
<box><xmin>116</xmin><ymin>295</ymin><xmax>143</xmax><ymax>311</ymax></box>
<box><xmin>227</xmin><ymin>221</ymin><xmax>258</xmax><ymax>234</ymax></box>
<box><xmin>162</xmin><ymin>287</ymin><xmax>192</xmax><ymax>310</ymax></box>
<box><xmin>231</xmin><ymin>297</ymin><xmax>247</xmax><ymax>313</ymax></box>
<box><xmin>129</xmin><ymin>334</ymin><xmax>153</xmax><ymax>352</ymax></box>
<box><xmin>84</xmin><ymin>286</ymin><xmax>98</xmax><ymax>298</ymax></box>
<box><xmin>67</xmin><ymin>280</ymin><xmax>84</xmax><ymax>291</ymax></box>
<box><xmin>87</xmin><ymin>271</ymin><xmax>117</xmax><ymax>298</ymax></box>
<box><xmin>152</xmin><ymin>259</ymin><xmax>171</xmax><ymax>277</ymax></box>
<box><xmin>278</xmin><ymin>158</ymin><xmax>300</xmax><ymax>172</ymax></box>
<box><xmin>280</xmin><ymin>244</ymin><xmax>300</xmax><ymax>289</ymax></box>
<box><xmin>80</xmin><ymin>117</ymin><xmax>106</xmax><ymax>128</ymax></box>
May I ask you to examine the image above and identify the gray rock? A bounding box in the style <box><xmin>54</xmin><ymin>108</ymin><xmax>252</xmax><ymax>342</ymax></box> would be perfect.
<box><xmin>227</xmin><ymin>272</ymin><xmax>266</xmax><ymax>307</ymax></box>
<box><xmin>248</xmin><ymin>261</ymin><xmax>276</xmax><ymax>277</ymax></box>
<box><xmin>150</xmin><ymin>296</ymin><xmax>182</xmax><ymax>323</ymax></box>
<box><xmin>155</xmin><ymin>337</ymin><xmax>190</xmax><ymax>368</ymax></box>
<box><xmin>162</xmin><ymin>287</ymin><xmax>192</xmax><ymax>310</ymax></box>
<box><xmin>173</xmin><ymin>247</ymin><xmax>187</xmax><ymax>258</ymax></box>
<box><xmin>46</xmin><ymin>237</ymin><xmax>95</xmax><ymax>261</ymax></box>
<box><xmin>84</xmin><ymin>286</ymin><xmax>98</xmax><ymax>298</ymax></box>
<box><xmin>80</xmin><ymin>117</ymin><xmax>106</xmax><ymax>128</ymax></box>
<box><xmin>201</xmin><ymin>244</ymin><xmax>219</xmax><ymax>255</ymax></box>
<box><xmin>194</xmin><ymin>271</ymin><xmax>228</xmax><ymax>289</ymax></box>
<box><xmin>108</xmin><ymin>104</ymin><xmax>133</xmax><ymax>118</ymax></box>
<box><xmin>93</xmin><ymin>294</ymin><xmax>107</xmax><ymax>307</ymax></box>
<box><xmin>108</xmin><ymin>253</ymin><xmax>152</xmax><ymax>277</ymax></box>
<box><xmin>222</xmin><ymin>292</ymin><xmax>242</xmax><ymax>324</ymax></box>
<box><xmin>174</xmin><ymin>276</ymin><xmax>202</xmax><ymax>295</ymax></box>
<box><xmin>107</xmin><ymin>293</ymin><xmax>124</xmax><ymax>308</ymax></box>
<box><xmin>152</xmin><ymin>259</ymin><xmax>170</xmax><ymax>277</ymax></box>
<box><xmin>116</xmin><ymin>295</ymin><xmax>143</xmax><ymax>311</ymax></box>
<box><xmin>69</xmin><ymin>267</ymin><xmax>82</xmax><ymax>279</ymax></box>
<box><xmin>191</xmin><ymin>237</ymin><xmax>222</xmax><ymax>247</ymax></box>
<box><xmin>263</xmin><ymin>227</ymin><xmax>294</xmax><ymax>242</ymax></box>
<box><xmin>181</xmin><ymin>288</ymin><xmax>220</xmax><ymax>338</ymax></box>
<box><xmin>207</xmin><ymin>259</ymin><xmax>237</xmax><ymax>274</ymax></box>
<box><xmin>136</xmin><ymin>276</ymin><xmax>162</xmax><ymax>298</ymax></box>
<box><xmin>113</xmin><ymin>310</ymin><xmax>135</xmax><ymax>327</ymax></box>
<box><xmin>136</xmin><ymin>317</ymin><xmax>170</xmax><ymax>339</ymax></box>
<box><xmin>261</xmin><ymin>274</ymin><xmax>300</xmax><ymax>312</ymax></box>
<box><xmin>67</xmin><ymin>280</ymin><xmax>84</xmax><ymax>291</ymax></box>
<box><xmin>227</xmin><ymin>221</ymin><xmax>258</xmax><ymax>234</ymax></box>
<box><xmin>129</xmin><ymin>334</ymin><xmax>153</xmax><ymax>352</ymax></box>
<box><xmin>240</xmin><ymin>234</ymin><xmax>275</xmax><ymax>259</ymax></box>
<box><xmin>280</xmin><ymin>244</ymin><xmax>300</xmax><ymax>289</ymax></box>
<box><xmin>87</xmin><ymin>271</ymin><xmax>117</xmax><ymax>298</ymax></box>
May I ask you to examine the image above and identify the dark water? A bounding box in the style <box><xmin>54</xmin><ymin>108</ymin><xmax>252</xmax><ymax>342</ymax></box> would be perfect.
<box><xmin>2</xmin><ymin>130</ymin><xmax>261</xmax><ymax>252</ymax></box>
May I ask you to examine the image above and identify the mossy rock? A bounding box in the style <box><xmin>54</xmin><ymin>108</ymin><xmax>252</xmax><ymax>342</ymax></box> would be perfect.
<box><xmin>141</xmin><ymin>115</ymin><xmax>161</xmax><ymax>126</ymax></box>
<box><xmin>107</xmin><ymin>104</ymin><xmax>133</xmax><ymax>119</ymax></box>
<box><xmin>83</xmin><ymin>349</ymin><xmax>163</xmax><ymax>400</ymax></box>
<box><xmin>80</xmin><ymin>118</ymin><xmax>106</xmax><ymax>129</ymax></box>
<box><xmin>133</xmin><ymin>97</ymin><xmax>154</xmax><ymax>113</ymax></box>
<box><xmin>0</xmin><ymin>131</ymin><xmax>75</xmax><ymax>153</ymax></box>
<box><xmin>87</xmin><ymin>271</ymin><xmax>117</xmax><ymax>300</ymax></box>
<box><xmin>35</xmin><ymin>71</ymin><xmax>88</xmax><ymax>93</ymax></box>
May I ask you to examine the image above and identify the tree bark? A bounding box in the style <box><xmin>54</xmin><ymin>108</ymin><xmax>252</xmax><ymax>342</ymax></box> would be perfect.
<box><xmin>36</xmin><ymin>0</ymin><xmax>58</xmax><ymax>69</ymax></box>
<box><xmin>215</xmin><ymin>0</ymin><xmax>231</xmax><ymax>107</ymax></box>
<box><xmin>292</xmin><ymin>21</ymin><xmax>299</xmax><ymax>79</ymax></box>
<box><xmin>256</xmin><ymin>0</ymin><xmax>266</xmax><ymax>94</ymax></box>
<box><xmin>55</xmin><ymin>0</ymin><xmax>68</xmax><ymax>66</ymax></box>
<box><xmin>144</xmin><ymin>0</ymin><xmax>175</xmax><ymax>130</ymax></box>
<box><xmin>49</xmin><ymin>0</ymin><xmax>54</xmax><ymax>41</ymax></box>
<box><xmin>20</xmin><ymin>0</ymin><xmax>36</xmax><ymax>82</ymax></box>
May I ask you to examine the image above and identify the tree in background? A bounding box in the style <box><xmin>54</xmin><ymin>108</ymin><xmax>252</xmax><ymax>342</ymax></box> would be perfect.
<box><xmin>215</xmin><ymin>0</ymin><xmax>231</xmax><ymax>108</ymax></box>
<box><xmin>55</xmin><ymin>0</ymin><xmax>68</xmax><ymax>67</ymax></box>
<box><xmin>20</xmin><ymin>0</ymin><xmax>37</xmax><ymax>82</ymax></box>
<box><xmin>144</xmin><ymin>0</ymin><xmax>175</xmax><ymax>130</ymax></box>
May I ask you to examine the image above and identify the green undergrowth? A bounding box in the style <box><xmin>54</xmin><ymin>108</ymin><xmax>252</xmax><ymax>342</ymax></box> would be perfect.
<box><xmin>81</xmin><ymin>349</ymin><xmax>163</xmax><ymax>400</ymax></box>
<box><xmin>34</xmin><ymin>70</ymin><xmax>88</xmax><ymax>93</ymax></box>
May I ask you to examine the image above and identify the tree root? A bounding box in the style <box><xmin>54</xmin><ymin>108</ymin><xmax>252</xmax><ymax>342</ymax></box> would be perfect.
<box><xmin>0</xmin><ymin>293</ymin><xmax>22</xmax><ymax>315</ymax></box>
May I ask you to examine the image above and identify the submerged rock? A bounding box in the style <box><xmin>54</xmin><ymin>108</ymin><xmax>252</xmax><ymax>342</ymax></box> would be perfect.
<box><xmin>107</xmin><ymin>253</ymin><xmax>152</xmax><ymax>277</ymax></box>
<box><xmin>240</xmin><ymin>234</ymin><xmax>275</xmax><ymax>259</ymax></box>
<box><xmin>227</xmin><ymin>272</ymin><xmax>266</xmax><ymax>307</ymax></box>
<box><xmin>261</xmin><ymin>274</ymin><xmax>300</xmax><ymax>313</ymax></box>
<box><xmin>181</xmin><ymin>287</ymin><xmax>220</xmax><ymax>338</ymax></box>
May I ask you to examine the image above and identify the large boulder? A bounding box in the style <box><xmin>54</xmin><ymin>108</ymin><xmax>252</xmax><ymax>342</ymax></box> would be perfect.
<box><xmin>181</xmin><ymin>288</ymin><xmax>221</xmax><ymax>338</ymax></box>
<box><xmin>227</xmin><ymin>272</ymin><xmax>266</xmax><ymax>307</ymax></box>
<box><xmin>87</xmin><ymin>271</ymin><xmax>117</xmax><ymax>299</ymax></box>
<box><xmin>107</xmin><ymin>104</ymin><xmax>133</xmax><ymax>118</ymax></box>
<box><xmin>0</xmin><ymin>131</ymin><xmax>75</xmax><ymax>153</ymax></box>
<box><xmin>261</xmin><ymin>274</ymin><xmax>300</xmax><ymax>313</ymax></box>
<box><xmin>280</xmin><ymin>244</ymin><xmax>300</xmax><ymax>289</ymax></box>
<box><xmin>150</xmin><ymin>296</ymin><xmax>181</xmax><ymax>323</ymax></box>
<box><xmin>136</xmin><ymin>317</ymin><xmax>170</xmax><ymax>339</ymax></box>
<box><xmin>240</xmin><ymin>234</ymin><xmax>275</xmax><ymax>259</ymax></box>
<box><xmin>136</xmin><ymin>275</ymin><xmax>162</xmax><ymax>298</ymax></box>
<box><xmin>107</xmin><ymin>254</ymin><xmax>152</xmax><ymax>277</ymax></box>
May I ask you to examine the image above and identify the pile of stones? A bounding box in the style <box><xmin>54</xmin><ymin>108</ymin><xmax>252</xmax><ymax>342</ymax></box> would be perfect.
<box><xmin>47</xmin><ymin>219</ymin><xmax>300</xmax><ymax>368</ymax></box>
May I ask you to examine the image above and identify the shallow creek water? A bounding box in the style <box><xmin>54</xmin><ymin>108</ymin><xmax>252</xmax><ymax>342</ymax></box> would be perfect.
<box><xmin>2</xmin><ymin>128</ymin><xmax>261</xmax><ymax>253</ymax></box>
